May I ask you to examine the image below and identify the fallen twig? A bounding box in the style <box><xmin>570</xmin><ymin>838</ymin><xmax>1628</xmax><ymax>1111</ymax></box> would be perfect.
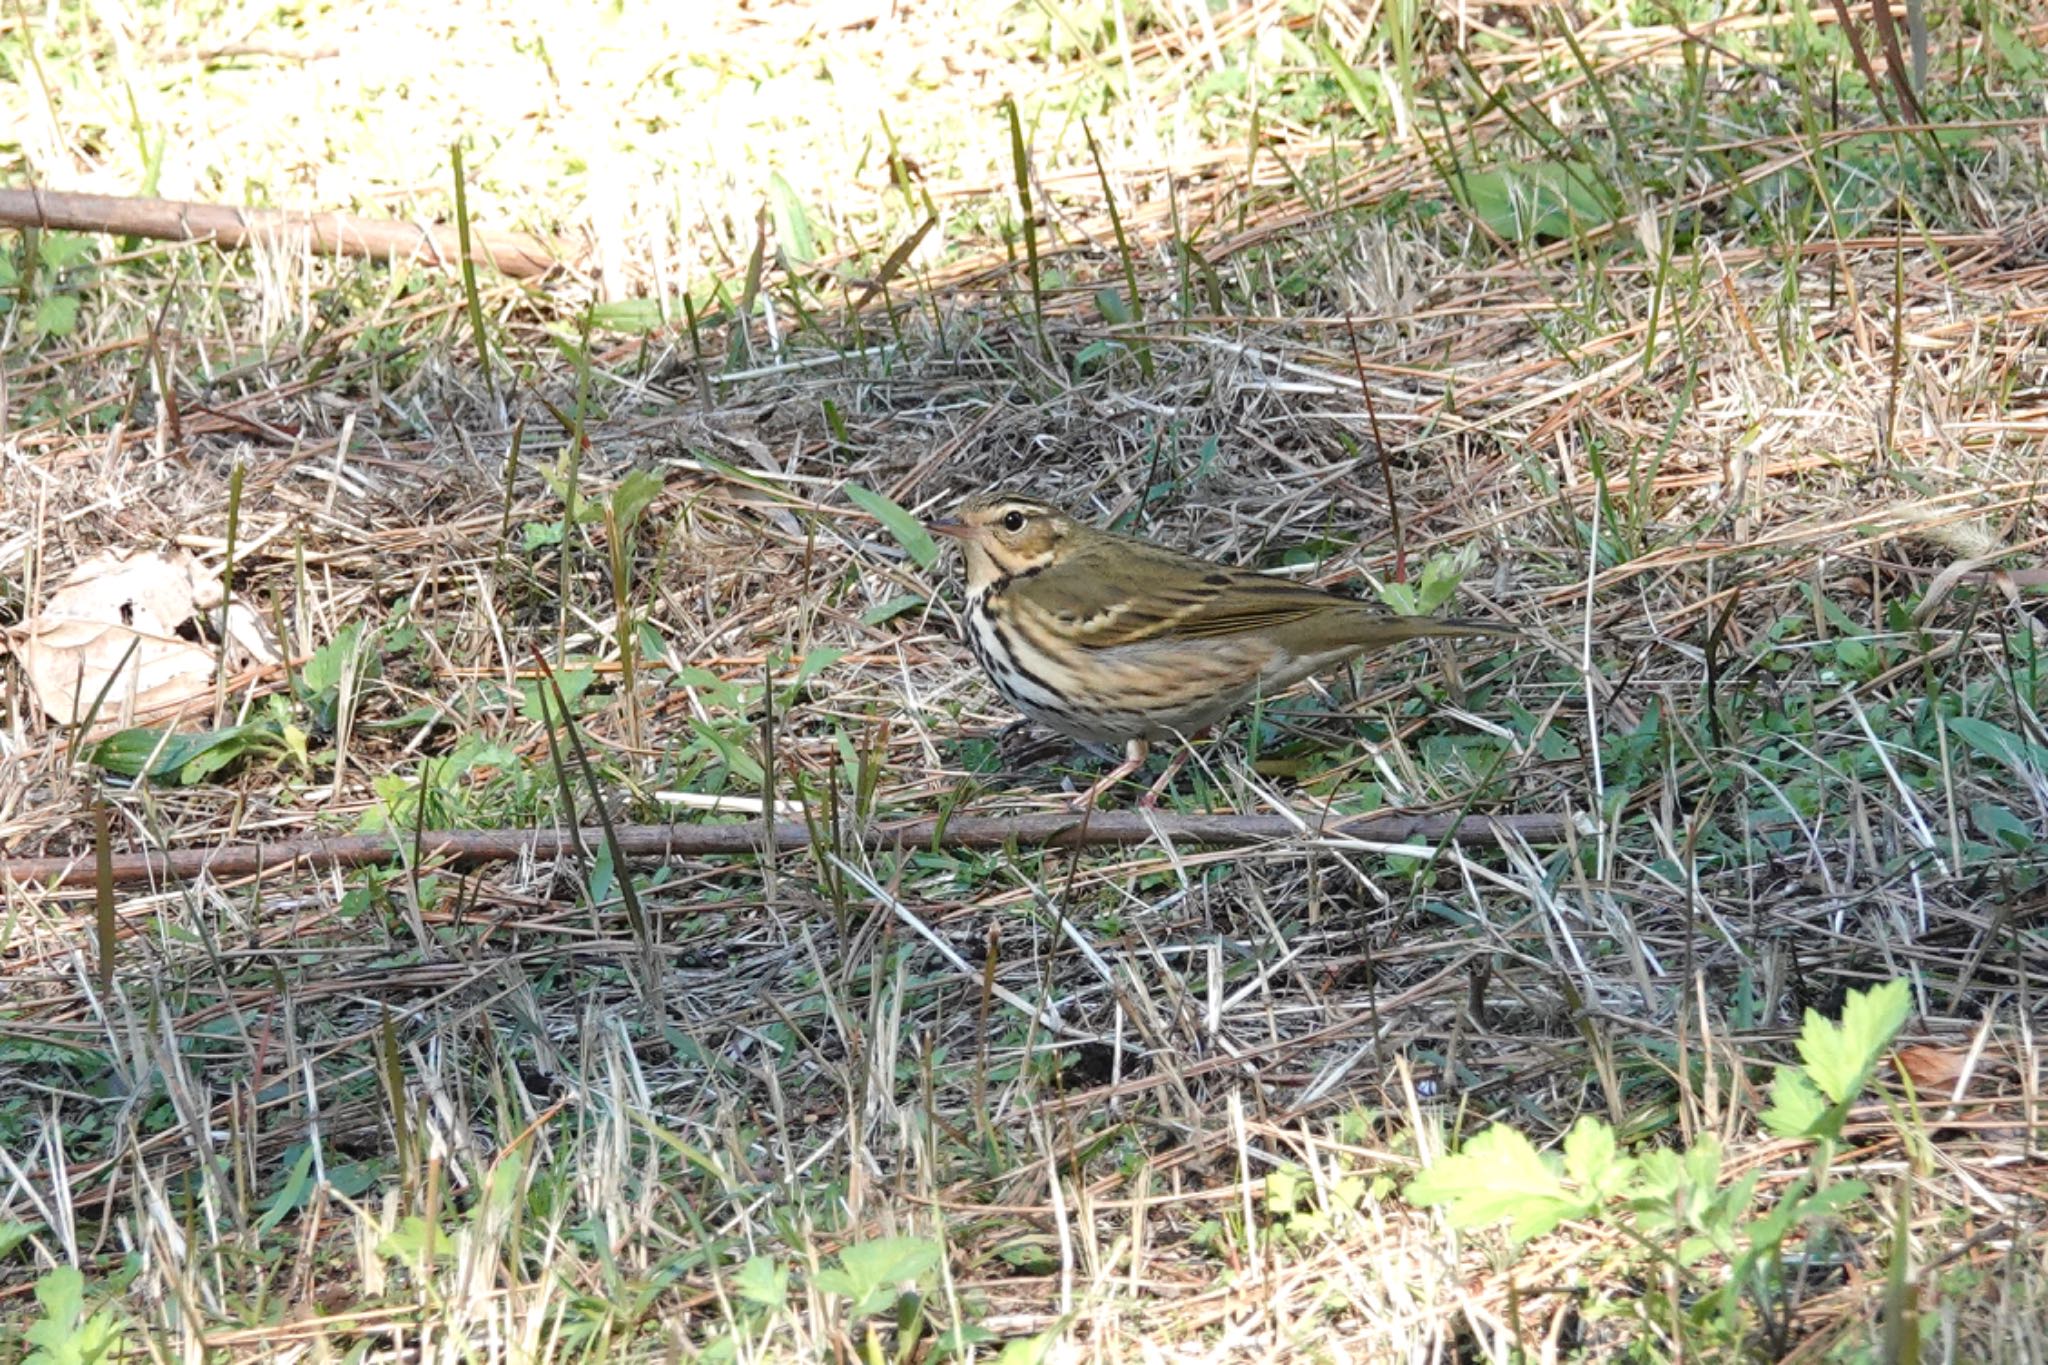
<box><xmin>0</xmin><ymin>188</ymin><xmax>556</xmax><ymax>279</ymax></box>
<box><xmin>2</xmin><ymin>811</ymin><xmax>1570</xmax><ymax>891</ymax></box>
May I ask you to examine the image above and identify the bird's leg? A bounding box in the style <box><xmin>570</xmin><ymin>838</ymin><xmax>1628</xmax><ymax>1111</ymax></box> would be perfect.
<box><xmin>1069</xmin><ymin>737</ymin><xmax>1149</xmax><ymax>810</ymax></box>
<box><xmin>1136</xmin><ymin>729</ymin><xmax>1209</xmax><ymax>809</ymax></box>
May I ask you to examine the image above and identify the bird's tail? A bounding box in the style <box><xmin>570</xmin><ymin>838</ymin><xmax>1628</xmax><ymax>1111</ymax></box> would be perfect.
<box><xmin>1331</xmin><ymin>610</ymin><xmax>1521</xmax><ymax>650</ymax></box>
<box><xmin>1428</xmin><ymin>616</ymin><xmax>1521</xmax><ymax>639</ymax></box>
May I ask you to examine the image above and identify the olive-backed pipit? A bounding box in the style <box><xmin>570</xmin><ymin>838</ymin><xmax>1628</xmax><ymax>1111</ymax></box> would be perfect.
<box><xmin>927</xmin><ymin>494</ymin><xmax>1516</xmax><ymax>807</ymax></box>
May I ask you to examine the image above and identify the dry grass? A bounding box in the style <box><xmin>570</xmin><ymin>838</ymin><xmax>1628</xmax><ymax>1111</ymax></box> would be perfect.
<box><xmin>4</xmin><ymin>0</ymin><xmax>2048</xmax><ymax>1360</ymax></box>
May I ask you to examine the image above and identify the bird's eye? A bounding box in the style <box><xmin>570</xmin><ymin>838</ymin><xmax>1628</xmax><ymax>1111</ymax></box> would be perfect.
<box><xmin>1001</xmin><ymin>510</ymin><xmax>1026</xmax><ymax>533</ymax></box>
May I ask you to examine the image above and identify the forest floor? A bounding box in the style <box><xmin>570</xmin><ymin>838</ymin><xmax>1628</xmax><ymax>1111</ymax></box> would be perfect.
<box><xmin>3</xmin><ymin>0</ymin><xmax>2047</xmax><ymax>1359</ymax></box>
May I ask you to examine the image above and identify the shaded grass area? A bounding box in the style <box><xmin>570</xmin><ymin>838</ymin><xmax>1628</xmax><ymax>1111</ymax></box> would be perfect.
<box><xmin>4</xmin><ymin>0</ymin><xmax>2048</xmax><ymax>1359</ymax></box>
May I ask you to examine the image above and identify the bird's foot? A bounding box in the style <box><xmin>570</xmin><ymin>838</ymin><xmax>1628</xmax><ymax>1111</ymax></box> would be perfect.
<box><xmin>1064</xmin><ymin>739</ymin><xmax>1150</xmax><ymax>811</ymax></box>
<box><xmin>1133</xmin><ymin>735</ymin><xmax>1206</xmax><ymax>809</ymax></box>
<box><xmin>1066</xmin><ymin>765</ymin><xmax>1137</xmax><ymax>811</ymax></box>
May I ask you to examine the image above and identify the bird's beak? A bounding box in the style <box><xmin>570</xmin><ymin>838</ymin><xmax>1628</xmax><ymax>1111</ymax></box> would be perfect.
<box><xmin>925</xmin><ymin>518</ymin><xmax>971</xmax><ymax>540</ymax></box>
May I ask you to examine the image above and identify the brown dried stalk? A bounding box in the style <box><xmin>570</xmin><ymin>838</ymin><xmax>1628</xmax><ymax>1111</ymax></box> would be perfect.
<box><xmin>0</xmin><ymin>188</ymin><xmax>556</xmax><ymax>279</ymax></box>
<box><xmin>2</xmin><ymin>811</ymin><xmax>1569</xmax><ymax>890</ymax></box>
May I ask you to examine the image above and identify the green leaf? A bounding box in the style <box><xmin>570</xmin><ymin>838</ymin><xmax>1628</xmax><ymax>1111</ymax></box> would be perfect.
<box><xmin>844</xmin><ymin>484</ymin><xmax>938</xmax><ymax>569</ymax></box>
<box><xmin>87</xmin><ymin>723</ymin><xmax>276</xmax><ymax>784</ymax></box>
<box><xmin>732</xmin><ymin>1255</ymin><xmax>788</xmax><ymax>1310</ymax></box>
<box><xmin>33</xmin><ymin>294</ymin><xmax>79</xmax><ymax>337</ymax></box>
<box><xmin>995</xmin><ymin>1240</ymin><xmax>1058</xmax><ymax>1275</ymax></box>
<box><xmin>1263</xmin><ymin>1165</ymin><xmax>1307</xmax><ymax>1215</ymax></box>
<box><xmin>1313</xmin><ymin>35</ymin><xmax>1385</xmax><ymax>126</ymax></box>
<box><xmin>1970</xmin><ymin>801</ymin><xmax>2036</xmax><ymax>852</ymax></box>
<box><xmin>1760</xmin><ymin>1065</ymin><xmax>1829</xmax><ymax>1138</ymax></box>
<box><xmin>1799</xmin><ymin>979</ymin><xmax>1912</xmax><ymax>1105</ymax></box>
<box><xmin>179</xmin><ymin>727</ymin><xmax>272</xmax><ymax>783</ymax></box>
<box><xmin>1989</xmin><ymin>18</ymin><xmax>2048</xmax><ymax>79</ymax></box>
<box><xmin>518</xmin><ymin>668</ymin><xmax>596</xmax><ymax>726</ymax></box>
<box><xmin>1799</xmin><ymin>1178</ymin><xmax>1874</xmax><ymax>1221</ymax></box>
<box><xmin>996</xmin><ymin>1330</ymin><xmax>1061</xmax><ymax>1365</ymax></box>
<box><xmin>377</xmin><ymin>1214</ymin><xmax>458</xmax><ymax>1263</ymax></box>
<box><xmin>27</xmin><ymin>1266</ymin><xmax>85</xmax><ymax>1345</ymax></box>
<box><xmin>257</xmin><ymin>1148</ymin><xmax>317</xmax><ymax>1234</ymax></box>
<box><xmin>1561</xmin><ymin>1115</ymin><xmax>1636</xmax><ymax>1203</ymax></box>
<box><xmin>538</xmin><ymin>462</ymin><xmax>601</xmax><ymax>523</ymax></box>
<box><xmin>1072</xmin><ymin>338</ymin><xmax>1117</xmax><ymax>374</ymax></box>
<box><xmin>1405</xmin><ymin>1123</ymin><xmax>1593</xmax><ymax>1242</ymax></box>
<box><xmin>477</xmin><ymin>1147</ymin><xmax>527</xmax><ymax>1221</ymax></box>
<box><xmin>788</xmin><ymin>647</ymin><xmax>846</xmax><ymax>688</ymax></box>
<box><xmin>1946</xmin><ymin>717</ymin><xmax>2048</xmax><ymax>783</ymax></box>
<box><xmin>40</xmin><ymin>232</ymin><xmax>96</xmax><ymax>269</ymax></box>
<box><xmin>861</xmin><ymin>592</ymin><xmax>927</xmax><ymax>626</ymax></box>
<box><xmin>1455</xmin><ymin>162</ymin><xmax>1620</xmax><ymax>242</ymax></box>
<box><xmin>822</xmin><ymin>398</ymin><xmax>851</xmax><ymax>447</ymax></box>
<box><xmin>610</xmin><ymin>468</ymin><xmax>667</xmax><ymax>532</ymax></box>
<box><xmin>768</xmin><ymin>172</ymin><xmax>819</xmax><ymax>264</ymax></box>
<box><xmin>588</xmin><ymin>298</ymin><xmax>664</xmax><ymax>333</ymax></box>
<box><xmin>87</xmin><ymin>728</ymin><xmax>205</xmax><ymax>779</ymax></box>
<box><xmin>687</xmin><ymin>717</ymin><xmax>765</xmax><ymax>784</ymax></box>
<box><xmin>1377</xmin><ymin>580</ymin><xmax>1420</xmax><ymax>615</ymax></box>
<box><xmin>300</xmin><ymin>623</ymin><xmax>369</xmax><ymax>710</ymax></box>
<box><xmin>930</xmin><ymin>1321</ymin><xmax>1000</xmax><ymax>1363</ymax></box>
<box><xmin>672</xmin><ymin>664</ymin><xmax>745</xmax><ymax>710</ymax></box>
<box><xmin>1411</xmin><ymin>545</ymin><xmax>1478</xmax><ymax>612</ymax></box>
<box><xmin>324</xmin><ymin>1160</ymin><xmax>381</xmax><ymax>1198</ymax></box>
<box><xmin>812</xmin><ymin>1236</ymin><xmax>940</xmax><ymax>1318</ymax></box>
<box><xmin>1630</xmin><ymin>1149</ymin><xmax>1692</xmax><ymax>1232</ymax></box>
<box><xmin>24</xmin><ymin>1263</ymin><xmax>123</xmax><ymax>1365</ymax></box>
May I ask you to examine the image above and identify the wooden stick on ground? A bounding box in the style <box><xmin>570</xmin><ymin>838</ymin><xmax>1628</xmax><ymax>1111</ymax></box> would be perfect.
<box><xmin>1</xmin><ymin>811</ymin><xmax>1569</xmax><ymax>891</ymax></box>
<box><xmin>0</xmin><ymin>188</ymin><xmax>557</xmax><ymax>279</ymax></box>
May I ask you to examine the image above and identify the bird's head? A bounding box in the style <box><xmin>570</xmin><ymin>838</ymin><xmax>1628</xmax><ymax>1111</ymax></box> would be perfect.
<box><xmin>926</xmin><ymin>494</ymin><xmax>1082</xmax><ymax>590</ymax></box>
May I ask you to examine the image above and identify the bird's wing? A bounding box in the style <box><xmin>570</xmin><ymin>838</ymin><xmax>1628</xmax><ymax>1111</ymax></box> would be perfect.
<box><xmin>1027</xmin><ymin>542</ymin><xmax>1336</xmax><ymax>649</ymax></box>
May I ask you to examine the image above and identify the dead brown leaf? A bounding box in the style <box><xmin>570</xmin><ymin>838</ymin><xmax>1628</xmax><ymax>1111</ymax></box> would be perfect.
<box><xmin>5</xmin><ymin>548</ymin><xmax>276</xmax><ymax>735</ymax></box>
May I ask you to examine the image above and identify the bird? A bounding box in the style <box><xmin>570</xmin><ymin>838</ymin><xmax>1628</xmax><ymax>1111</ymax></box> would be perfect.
<box><xmin>925</xmin><ymin>493</ymin><xmax>1518</xmax><ymax>808</ymax></box>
